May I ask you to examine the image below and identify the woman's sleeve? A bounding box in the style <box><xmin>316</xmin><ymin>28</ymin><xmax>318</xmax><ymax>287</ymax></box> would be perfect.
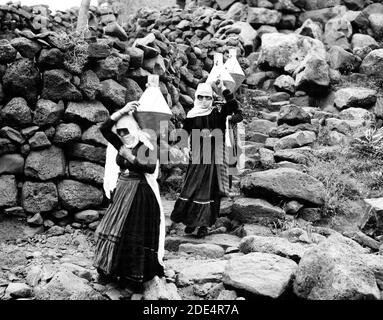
<box><xmin>129</xmin><ymin>143</ymin><xmax>158</xmax><ymax>174</ymax></box>
<box><xmin>221</xmin><ymin>89</ymin><xmax>243</xmax><ymax>124</ymax></box>
<box><xmin>99</xmin><ymin>118</ymin><xmax>123</xmax><ymax>151</ymax></box>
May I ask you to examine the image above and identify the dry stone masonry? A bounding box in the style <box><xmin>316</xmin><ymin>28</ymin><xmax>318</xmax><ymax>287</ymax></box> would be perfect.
<box><xmin>1</xmin><ymin>0</ymin><xmax>383</xmax><ymax>301</ymax></box>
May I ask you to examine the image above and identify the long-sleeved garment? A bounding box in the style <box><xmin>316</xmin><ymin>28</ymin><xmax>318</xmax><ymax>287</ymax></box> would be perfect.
<box><xmin>94</xmin><ymin>116</ymin><xmax>164</xmax><ymax>286</ymax></box>
<box><xmin>170</xmin><ymin>90</ymin><xmax>243</xmax><ymax>229</ymax></box>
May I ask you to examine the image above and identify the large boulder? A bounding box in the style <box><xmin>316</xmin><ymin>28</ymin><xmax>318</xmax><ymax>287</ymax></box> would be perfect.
<box><xmin>65</xmin><ymin>101</ymin><xmax>109</xmax><ymax>125</ymax></box>
<box><xmin>24</xmin><ymin>146</ymin><xmax>66</xmax><ymax>181</ymax></box>
<box><xmin>277</xmin><ymin>104</ymin><xmax>311</xmax><ymax>126</ymax></box>
<box><xmin>239</xmin><ymin>235</ymin><xmax>310</xmax><ymax>262</ymax></box>
<box><xmin>328</xmin><ymin>46</ymin><xmax>361</xmax><ymax>73</ymax></box>
<box><xmin>240</xmin><ymin>168</ymin><xmax>326</xmax><ymax>206</ymax></box>
<box><xmin>222</xmin><ymin>252</ymin><xmax>298</xmax><ymax>299</ymax></box>
<box><xmin>360</xmin><ymin>49</ymin><xmax>383</xmax><ymax>78</ymax></box>
<box><xmin>231</xmin><ymin>198</ymin><xmax>285</xmax><ymax>223</ymax></box>
<box><xmin>1</xmin><ymin>97</ymin><xmax>32</xmax><ymax>128</ymax></box>
<box><xmin>324</xmin><ymin>17</ymin><xmax>352</xmax><ymax>49</ymax></box>
<box><xmin>0</xmin><ymin>175</ymin><xmax>18</xmax><ymax>207</ymax></box>
<box><xmin>34</xmin><ymin>270</ymin><xmax>103</xmax><ymax>300</ymax></box>
<box><xmin>3</xmin><ymin>58</ymin><xmax>41</xmax><ymax>103</ymax></box>
<box><xmin>58</xmin><ymin>180</ymin><xmax>104</xmax><ymax>211</ymax></box>
<box><xmin>68</xmin><ymin>161</ymin><xmax>104</xmax><ymax>185</ymax></box>
<box><xmin>294</xmin><ymin>236</ymin><xmax>380</xmax><ymax>300</ymax></box>
<box><xmin>274</xmin><ymin>131</ymin><xmax>317</xmax><ymax>150</ymax></box>
<box><xmin>334</xmin><ymin>87</ymin><xmax>377</xmax><ymax>110</ymax></box>
<box><xmin>21</xmin><ymin>181</ymin><xmax>58</xmax><ymax>214</ymax></box>
<box><xmin>295</xmin><ymin>55</ymin><xmax>330</xmax><ymax>95</ymax></box>
<box><xmin>33</xmin><ymin>99</ymin><xmax>65</xmax><ymax>127</ymax></box>
<box><xmin>41</xmin><ymin>69</ymin><xmax>82</xmax><ymax>102</ymax></box>
<box><xmin>258</xmin><ymin>33</ymin><xmax>326</xmax><ymax>74</ymax></box>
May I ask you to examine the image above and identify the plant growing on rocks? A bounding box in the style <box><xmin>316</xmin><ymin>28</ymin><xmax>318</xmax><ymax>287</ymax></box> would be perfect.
<box><xmin>53</xmin><ymin>31</ymin><xmax>89</xmax><ymax>75</ymax></box>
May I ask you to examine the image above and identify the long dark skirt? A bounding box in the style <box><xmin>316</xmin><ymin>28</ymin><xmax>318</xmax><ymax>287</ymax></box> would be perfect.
<box><xmin>94</xmin><ymin>172</ymin><xmax>164</xmax><ymax>283</ymax></box>
<box><xmin>171</xmin><ymin>163</ymin><xmax>221</xmax><ymax>228</ymax></box>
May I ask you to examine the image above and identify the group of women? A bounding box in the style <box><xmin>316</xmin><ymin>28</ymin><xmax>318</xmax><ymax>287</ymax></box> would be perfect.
<box><xmin>93</xmin><ymin>80</ymin><xmax>243</xmax><ymax>293</ymax></box>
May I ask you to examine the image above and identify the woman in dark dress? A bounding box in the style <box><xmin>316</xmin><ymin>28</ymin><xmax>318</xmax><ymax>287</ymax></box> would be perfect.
<box><xmin>93</xmin><ymin>101</ymin><xmax>164</xmax><ymax>292</ymax></box>
<box><xmin>170</xmin><ymin>82</ymin><xmax>243</xmax><ymax>237</ymax></box>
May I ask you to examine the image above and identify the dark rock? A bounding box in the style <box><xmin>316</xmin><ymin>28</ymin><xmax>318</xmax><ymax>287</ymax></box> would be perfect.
<box><xmin>0</xmin><ymin>154</ymin><xmax>24</xmax><ymax>175</ymax></box>
<box><xmin>41</xmin><ymin>69</ymin><xmax>82</xmax><ymax>102</ymax></box>
<box><xmin>64</xmin><ymin>101</ymin><xmax>109</xmax><ymax>124</ymax></box>
<box><xmin>69</xmin><ymin>161</ymin><xmax>104</xmax><ymax>185</ymax></box>
<box><xmin>33</xmin><ymin>99</ymin><xmax>64</xmax><ymax>127</ymax></box>
<box><xmin>99</xmin><ymin>79</ymin><xmax>127</xmax><ymax>110</ymax></box>
<box><xmin>120</xmin><ymin>78</ymin><xmax>143</xmax><ymax>102</ymax></box>
<box><xmin>94</xmin><ymin>55</ymin><xmax>129</xmax><ymax>80</ymax></box>
<box><xmin>37</xmin><ymin>48</ymin><xmax>64</xmax><ymax>70</ymax></box>
<box><xmin>81</xmin><ymin>125</ymin><xmax>108</xmax><ymax>147</ymax></box>
<box><xmin>29</xmin><ymin>131</ymin><xmax>51</xmax><ymax>150</ymax></box>
<box><xmin>240</xmin><ymin>168</ymin><xmax>326</xmax><ymax>206</ymax></box>
<box><xmin>24</xmin><ymin>146</ymin><xmax>66</xmax><ymax>181</ymax></box>
<box><xmin>3</xmin><ymin>58</ymin><xmax>41</xmax><ymax>103</ymax></box>
<box><xmin>0</xmin><ymin>126</ymin><xmax>25</xmax><ymax>144</ymax></box>
<box><xmin>0</xmin><ymin>175</ymin><xmax>18</xmax><ymax>207</ymax></box>
<box><xmin>87</xmin><ymin>40</ymin><xmax>111</xmax><ymax>59</ymax></box>
<box><xmin>1</xmin><ymin>97</ymin><xmax>32</xmax><ymax>128</ymax></box>
<box><xmin>0</xmin><ymin>138</ymin><xmax>17</xmax><ymax>155</ymax></box>
<box><xmin>10</xmin><ymin>37</ymin><xmax>41</xmax><ymax>59</ymax></box>
<box><xmin>22</xmin><ymin>181</ymin><xmax>58</xmax><ymax>214</ymax></box>
<box><xmin>0</xmin><ymin>39</ymin><xmax>17</xmax><ymax>63</ymax></box>
<box><xmin>57</xmin><ymin>180</ymin><xmax>103</xmax><ymax>211</ymax></box>
<box><xmin>79</xmin><ymin>70</ymin><xmax>100</xmax><ymax>100</ymax></box>
<box><xmin>231</xmin><ymin>198</ymin><xmax>285</xmax><ymax>223</ymax></box>
<box><xmin>70</xmin><ymin>143</ymin><xmax>106</xmax><ymax>165</ymax></box>
<box><xmin>278</xmin><ymin>105</ymin><xmax>311</xmax><ymax>126</ymax></box>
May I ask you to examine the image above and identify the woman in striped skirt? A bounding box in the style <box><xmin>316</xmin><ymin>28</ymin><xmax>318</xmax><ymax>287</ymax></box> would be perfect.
<box><xmin>170</xmin><ymin>82</ymin><xmax>243</xmax><ymax>238</ymax></box>
<box><xmin>93</xmin><ymin>101</ymin><xmax>165</xmax><ymax>292</ymax></box>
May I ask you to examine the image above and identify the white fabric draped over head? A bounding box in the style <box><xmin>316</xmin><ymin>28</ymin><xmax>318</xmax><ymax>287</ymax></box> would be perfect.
<box><xmin>186</xmin><ymin>83</ymin><xmax>214</xmax><ymax>119</ymax></box>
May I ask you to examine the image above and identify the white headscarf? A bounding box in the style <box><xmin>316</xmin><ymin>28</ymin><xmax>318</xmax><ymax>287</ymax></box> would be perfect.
<box><xmin>103</xmin><ymin>113</ymin><xmax>165</xmax><ymax>267</ymax></box>
<box><xmin>186</xmin><ymin>83</ymin><xmax>214</xmax><ymax>118</ymax></box>
<box><xmin>115</xmin><ymin>113</ymin><xmax>154</xmax><ymax>151</ymax></box>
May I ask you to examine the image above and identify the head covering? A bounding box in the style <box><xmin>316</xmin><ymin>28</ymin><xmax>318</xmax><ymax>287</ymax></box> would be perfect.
<box><xmin>186</xmin><ymin>83</ymin><xmax>214</xmax><ymax>119</ymax></box>
<box><xmin>115</xmin><ymin>113</ymin><xmax>154</xmax><ymax>150</ymax></box>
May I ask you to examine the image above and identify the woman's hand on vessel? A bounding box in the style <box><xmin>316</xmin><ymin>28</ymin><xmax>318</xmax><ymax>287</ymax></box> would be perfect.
<box><xmin>120</xmin><ymin>101</ymin><xmax>139</xmax><ymax>115</ymax></box>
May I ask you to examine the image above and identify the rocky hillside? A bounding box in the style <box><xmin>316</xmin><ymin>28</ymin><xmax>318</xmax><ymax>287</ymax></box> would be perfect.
<box><xmin>1</xmin><ymin>0</ymin><xmax>383</xmax><ymax>301</ymax></box>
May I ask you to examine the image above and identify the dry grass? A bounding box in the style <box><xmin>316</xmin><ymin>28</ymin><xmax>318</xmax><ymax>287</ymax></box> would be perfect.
<box><xmin>52</xmin><ymin>31</ymin><xmax>89</xmax><ymax>75</ymax></box>
<box><xmin>307</xmin><ymin>126</ymin><xmax>383</xmax><ymax>218</ymax></box>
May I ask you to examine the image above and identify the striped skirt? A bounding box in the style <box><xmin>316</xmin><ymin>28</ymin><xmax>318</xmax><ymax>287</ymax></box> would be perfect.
<box><xmin>93</xmin><ymin>172</ymin><xmax>164</xmax><ymax>283</ymax></box>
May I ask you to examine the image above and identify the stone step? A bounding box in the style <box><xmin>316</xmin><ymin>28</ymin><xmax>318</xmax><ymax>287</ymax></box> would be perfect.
<box><xmin>165</xmin><ymin>233</ymin><xmax>241</xmax><ymax>252</ymax></box>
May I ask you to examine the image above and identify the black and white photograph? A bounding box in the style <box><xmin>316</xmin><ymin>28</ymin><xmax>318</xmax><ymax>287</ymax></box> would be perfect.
<box><xmin>0</xmin><ymin>0</ymin><xmax>382</xmax><ymax>315</ymax></box>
